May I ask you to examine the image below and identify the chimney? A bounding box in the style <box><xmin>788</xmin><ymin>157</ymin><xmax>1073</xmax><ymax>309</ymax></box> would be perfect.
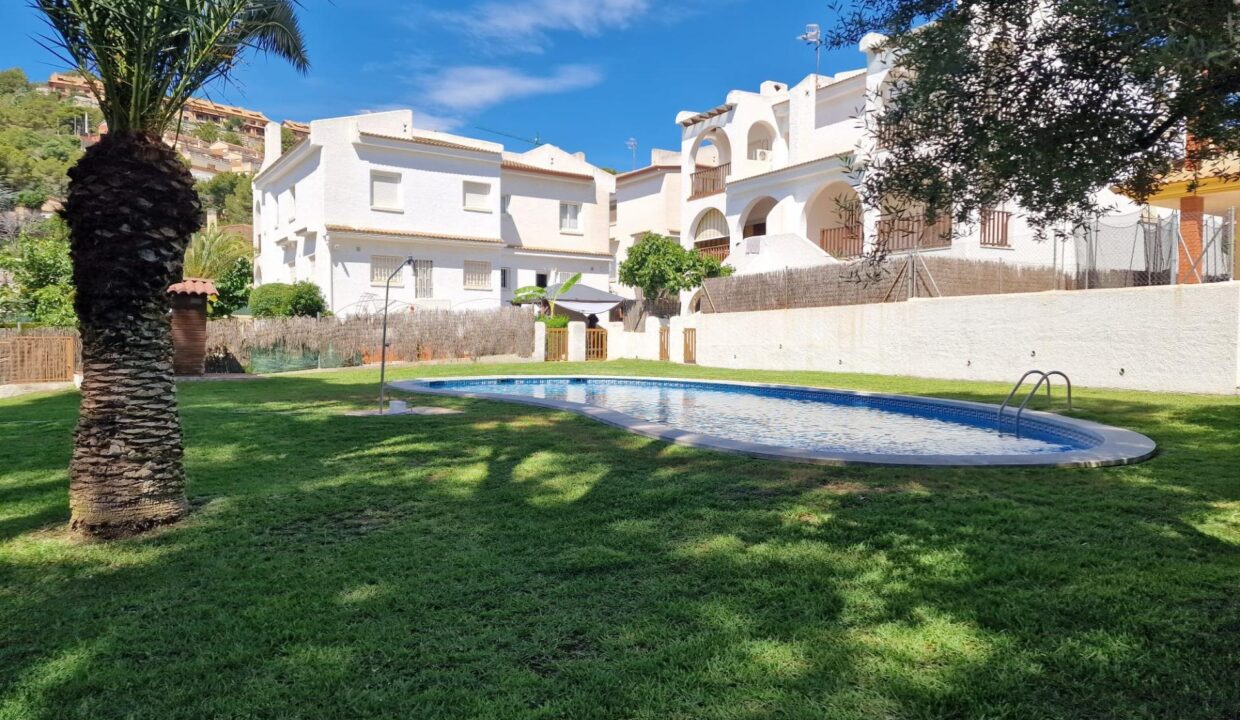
<box><xmin>261</xmin><ymin>121</ymin><xmax>282</xmax><ymax>170</ymax></box>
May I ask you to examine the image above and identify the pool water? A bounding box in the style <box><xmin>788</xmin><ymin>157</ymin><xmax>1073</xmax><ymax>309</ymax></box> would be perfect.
<box><xmin>426</xmin><ymin>377</ymin><xmax>1094</xmax><ymax>457</ymax></box>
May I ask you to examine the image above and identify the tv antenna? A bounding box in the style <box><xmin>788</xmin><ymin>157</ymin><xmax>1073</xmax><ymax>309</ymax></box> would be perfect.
<box><xmin>798</xmin><ymin>23</ymin><xmax>826</xmax><ymax>79</ymax></box>
<box><xmin>626</xmin><ymin>137</ymin><xmax>638</xmax><ymax>170</ymax></box>
<box><xmin>473</xmin><ymin>125</ymin><xmax>543</xmax><ymax>147</ymax></box>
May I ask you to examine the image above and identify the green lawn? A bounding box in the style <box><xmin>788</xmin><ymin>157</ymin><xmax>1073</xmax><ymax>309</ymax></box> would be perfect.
<box><xmin>1</xmin><ymin>360</ymin><xmax>1237</xmax><ymax>719</ymax></box>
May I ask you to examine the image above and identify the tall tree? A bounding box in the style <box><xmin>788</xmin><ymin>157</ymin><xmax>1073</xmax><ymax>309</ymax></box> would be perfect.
<box><xmin>34</xmin><ymin>0</ymin><xmax>308</xmax><ymax>538</ymax></box>
<box><xmin>826</xmin><ymin>0</ymin><xmax>1240</xmax><ymax>236</ymax></box>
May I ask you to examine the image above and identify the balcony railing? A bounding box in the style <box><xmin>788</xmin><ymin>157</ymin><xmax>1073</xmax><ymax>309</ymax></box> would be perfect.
<box><xmin>819</xmin><ymin>225</ymin><xmax>865</xmax><ymax>259</ymax></box>
<box><xmin>980</xmin><ymin>209</ymin><xmax>1012</xmax><ymax>247</ymax></box>
<box><xmin>689</xmin><ymin>163</ymin><xmax>730</xmax><ymax>200</ymax></box>
<box><xmin>876</xmin><ymin>214</ymin><xmax>953</xmax><ymax>253</ymax></box>
<box><xmin>694</xmin><ymin>237</ymin><xmax>731</xmax><ymax>262</ymax></box>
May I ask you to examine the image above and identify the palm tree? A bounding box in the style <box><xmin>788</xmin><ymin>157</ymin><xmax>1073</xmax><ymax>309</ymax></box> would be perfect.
<box><xmin>184</xmin><ymin>225</ymin><xmax>252</xmax><ymax>280</ymax></box>
<box><xmin>34</xmin><ymin>0</ymin><xmax>308</xmax><ymax>539</ymax></box>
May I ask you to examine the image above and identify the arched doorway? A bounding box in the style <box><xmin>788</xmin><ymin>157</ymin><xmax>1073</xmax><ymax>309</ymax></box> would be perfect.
<box><xmin>692</xmin><ymin>208</ymin><xmax>730</xmax><ymax>261</ymax></box>
<box><xmin>741</xmin><ymin>196</ymin><xmax>777</xmax><ymax>238</ymax></box>
<box><xmin>805</xmin><ymin>182</ymin><xmax>864</xmax><ymax>258</ymax></box>
<box><xmin>689</xmin><ymin>128</ymin><xmax>732</xmax><ymax>199</ymax></box>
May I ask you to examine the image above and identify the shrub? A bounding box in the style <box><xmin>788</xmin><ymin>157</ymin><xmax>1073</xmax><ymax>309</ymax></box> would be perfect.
<box><xmin>288</xmin><ymin>281</ymin><xmax>327</xmax><ymax>317</ymax></box>
<box><xmin>250</xmin><ymin>281</ymin><xmax>327</xmax><ymax>318</ymax></box>
<box><xmin>537</xmin><ymin>314</ymin><xmax>569</xmax><ymax>328</ymax></box>
<box><xmin>249</xmin><ymin>283</ymin><xmax>296</xmax><ymax>317</ymax></box>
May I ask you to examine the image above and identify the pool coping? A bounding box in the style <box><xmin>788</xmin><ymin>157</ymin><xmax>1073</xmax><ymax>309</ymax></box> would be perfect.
<box><xmin>388</xmin><ymin>375</ymin><xmax>1158</xmax><ymax>468</ymax></box>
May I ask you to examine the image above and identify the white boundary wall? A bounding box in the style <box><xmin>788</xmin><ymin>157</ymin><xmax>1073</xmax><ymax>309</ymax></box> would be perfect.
<box><xmin>693</xmin><ymin>282</ymin><xmax>1240</xmax><ymax>395</ymax></box>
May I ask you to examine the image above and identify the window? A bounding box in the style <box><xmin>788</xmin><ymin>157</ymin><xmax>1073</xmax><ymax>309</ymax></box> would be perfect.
<box><xmin>464</xmin><ymin>260</ymin><xmax>491</xmax><ymax>290</ymax></box>
<box><xmin>560</xmin><ymin>202</ymin><xmax>581</xmax><ymax>232</ymax></box>
<box><xmin>501</xmin><ymin>194</ymin><xmax>512</xmax><ymax>215</ymax></box>
<box><xmin>554</xmin><ymin>270</ymin><xmax>576</xmax><ymax>284</ymax></box>
<box><xmin>413</xmin><ymin>260</ymin><xmax>433</xmax><ymax>298</ymax></box>
<box><xmin>370</xmin><ymin>171</ymin><xmax>402</xmax><ymax>211</ymax></box>
<box><xmin>371</xmin><ymin>255</ymin><xmax>406</xmax><ymax>286</ymax></box>
<box><xmin>500</xmin><ymin>267</ymin><xmax>511</xmax><ymax>290</ymax></box>
<box><xmin>463</xmin><ymin>182</ymin><xmax>491</xmax><ymax>212</ymax></box>
<box><xmin>535</xmin><ymin>272</ymin><xmax>549</xmax><ymax>289</ymax></box>
<box><xmin>609</xmin><ymin>194</ymin><xmax>617</xmax><ymax>225</ymax></box>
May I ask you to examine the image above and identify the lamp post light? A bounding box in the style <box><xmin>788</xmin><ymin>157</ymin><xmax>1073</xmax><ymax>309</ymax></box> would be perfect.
<box><xmin>378</xmin><ymin>256</ymin><xmax>414</xmax><ymax>414</ymax></box>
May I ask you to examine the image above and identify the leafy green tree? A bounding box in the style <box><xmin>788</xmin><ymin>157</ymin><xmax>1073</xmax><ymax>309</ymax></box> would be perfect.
<box><xmin>280</xmin><ymin>126</ymin><xmax>298</xmax><ymax>152</ymax></box>
<box><xmin>194</xmin><ymin>171</ymin><xmax>253</xmax><ymax>224</ymax></box>
<box><xmin>220</xmin><ymin>129</ymin><xmax>244</xmax><ymax>146</ymax></box>
<box><xmin>825</xmin><ymin>0</ymin><xmax>1240</xmax><ymax>235</ymax></box>
<box><xmin>619</xmin><ymin>232</ymin><xmax>732</xmax><ymax>304</ymax></box>
<box><xmin>0</xmin><ymin>68</ymin><xmax>30</xmax><ymax>94</ymax></box>
<box><xmin>209</xmin><ymin>256</ymin><xmax>252</xmax><ymax>318</ymax></box>
<box><xmin>192</xmin><ymin>122</ymin><xmax>220</xmax><ymax>143</ymax></box>
<box><xmin>35</xmin><ymin>0</ymin><xmax>308</xmax><ymax>539</ymax></box>
<box><xmin>0</xmin><ymin>218</ymin><xmax>76</xmax><ymax>326</ymax></box>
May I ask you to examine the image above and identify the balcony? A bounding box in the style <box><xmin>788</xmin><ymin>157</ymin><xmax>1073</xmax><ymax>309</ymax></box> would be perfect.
<box><xmin>876</xmin><ymin>214</ymin><xmax>952</xmax><ymax>253</ymax></box>
<box><xmin>694</xmin><ymin>237</ymin><xmax>731</xmax><ymax>262</ymax></box>
<box><xmin>689</xmin><ymin>163</ymin><xmax>730</xmax><ymax>200</ymax></box>
<box><xmin>819</xmin><ymin>225</ymin><xmax>865</xmax><ymax>259</ymax></box>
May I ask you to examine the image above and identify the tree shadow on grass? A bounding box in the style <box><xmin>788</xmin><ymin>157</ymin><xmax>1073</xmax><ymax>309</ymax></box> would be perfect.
<box><xmin>0</xmin><ymin>371</ymin><xmax>1237</xmax><ymax>719</ymax></box>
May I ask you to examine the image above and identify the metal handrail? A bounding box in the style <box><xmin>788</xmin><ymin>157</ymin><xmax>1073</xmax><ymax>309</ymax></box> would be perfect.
<box><xmin>997</xmin><ymin>370</ymin><xmax>1048</xmax><ymax>421</ymax></box>
<box><xmin>998</xmin><ymin>369</ymin><xmax>1074</xmax><ymax>435</ymax></box>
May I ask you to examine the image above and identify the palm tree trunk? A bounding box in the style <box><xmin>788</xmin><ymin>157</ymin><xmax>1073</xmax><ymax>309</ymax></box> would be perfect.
<box><xmin>63</xmin><ymin>133</ymin><xmax>202</xmax><ymax>539</ymax></box>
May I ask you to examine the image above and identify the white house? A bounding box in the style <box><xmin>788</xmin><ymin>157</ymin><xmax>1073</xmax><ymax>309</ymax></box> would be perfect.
<box><xmin>675</xmin><ymin>34</ymin><xmax>1143</xmax><ymax>277</ymax></box>
<box><xmin>610</xmin><ymin>148</ymin><xmax>683</xmax><ymax>298</ymax></box>
<box><xmin>252</xmin><ymin>110</ymin><xmax>615</xmax><ymax>316</ymax></box>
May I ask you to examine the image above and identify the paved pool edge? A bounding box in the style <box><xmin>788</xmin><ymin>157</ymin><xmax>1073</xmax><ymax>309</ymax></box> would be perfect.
<box><xmin>389</xmin><ymin>375</ymin><xmax>1158</xmax><ymax>468</ymax></box>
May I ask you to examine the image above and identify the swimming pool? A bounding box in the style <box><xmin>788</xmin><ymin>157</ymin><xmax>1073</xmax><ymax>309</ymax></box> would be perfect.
<box><xmin>392</xmin><ymin>376</ymin><xmax>1156</xmax><ymax>467</ymax></box>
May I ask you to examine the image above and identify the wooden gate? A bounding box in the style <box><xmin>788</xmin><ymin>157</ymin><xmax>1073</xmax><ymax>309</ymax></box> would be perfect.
<box><xmin>586</xmin><ymin>328</ymin><xmax>608</xmax><ymax>361</ymax></box>
<box><xmin>683</xmin><ymin>328</ymin><xmax>697</xmax><ymax>365</ymax></box>
<box><xmin>0</xmin><ymin>336</ymin><xmax>77</xmax><ymax>384</ymax></box>
<box><xmin>545</xmin><ymin>328</ymin><xmax>568</xmax><ymax>362</ymax></box>
<box><xmin>658</xmin><ymin>327</ymin><xmax>670</xmax><ymax>361</ymax></box>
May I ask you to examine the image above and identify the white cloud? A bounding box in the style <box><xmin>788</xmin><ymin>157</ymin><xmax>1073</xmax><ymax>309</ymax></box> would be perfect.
<box><xmin>416</xmin><ymin>64</ymin><xmax>604</xmax><ymax>113</ymax></box>
<box><xmin>434</xmin><ymin>0</ymin><xmax>651</xmax><ymax>53</ymax></box>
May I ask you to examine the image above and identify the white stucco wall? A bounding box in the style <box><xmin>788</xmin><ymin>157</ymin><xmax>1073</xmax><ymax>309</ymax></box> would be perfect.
<box><xmin>253</xmin><ymin>110</ymin><xmax>617</xmax><ymax>316</ymax></box>
<box><xmin>694</xmin><ymin>282</ymin><xmax>1240</xmax><ymax>394</ymax></box>
<box><xmin>613</xmin><ymin>162</ymin><xmax>682</xmax><ymax>298</ymax></box>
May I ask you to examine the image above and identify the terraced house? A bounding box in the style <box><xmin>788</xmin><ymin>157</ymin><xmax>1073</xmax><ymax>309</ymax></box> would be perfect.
<box><xmin>252</xmin><ymin>110</ymin><xmax>615</xmax><ymax>315</ymax></box>
<box><xmin>675</xmin><ymin>33</ymin><xmax>1158</xmax><ymax>278</ymax></box>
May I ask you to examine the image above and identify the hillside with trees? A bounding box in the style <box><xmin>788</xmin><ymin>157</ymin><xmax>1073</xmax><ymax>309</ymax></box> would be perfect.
<box><xmin>0</xmin><ymin>68</ymin><xmax>102</xmax><ymax>208</ymax></box>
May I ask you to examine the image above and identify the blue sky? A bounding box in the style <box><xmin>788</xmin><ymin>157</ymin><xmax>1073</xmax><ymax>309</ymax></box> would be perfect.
<box><xmin>1</xmin><ymin>1</ymin><xmax>870</xmax><ymax>170</ymax></box>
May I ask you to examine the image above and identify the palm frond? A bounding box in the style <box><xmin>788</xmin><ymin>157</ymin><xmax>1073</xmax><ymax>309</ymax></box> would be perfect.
<box><xmin>184</xmin><ymin>224</ymin><xmax>252</xmax><ymax>279</ymax></box>
<box><xmin>32</xmin><ymin>0</ymin><xmax>309</xmax><ymax>135</ymax></box>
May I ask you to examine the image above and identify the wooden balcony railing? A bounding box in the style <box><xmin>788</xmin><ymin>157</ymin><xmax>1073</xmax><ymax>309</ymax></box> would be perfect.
<box><xmin>819</xmin><ymin>225</ymin><xmax>864</xmax><ymax>258</ymax></box>
<box><xmin>689</xmin><ymin>163</ymin><xmax>730</xmax><ymax>199</ymax></box>
<box><xmin>876</xmin><ymin>214</ymin><xmax>952</xmax><ymax>253</ymax></box>
<box><xmin>980</xmin><ymin>209</ymin><xmax>1012</xmax><ymax>247</ymax></box>
<box><xmin>694</xmin><ymin>237</ymin><xmax>731</xmax><ymax>262</ymax></box>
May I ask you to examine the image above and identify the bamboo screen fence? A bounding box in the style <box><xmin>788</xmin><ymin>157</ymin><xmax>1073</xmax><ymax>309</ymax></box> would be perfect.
<box><xmin>0</xmin><ymin>328</ymin><xmax>79</xmax><ymax>384</ymax></box>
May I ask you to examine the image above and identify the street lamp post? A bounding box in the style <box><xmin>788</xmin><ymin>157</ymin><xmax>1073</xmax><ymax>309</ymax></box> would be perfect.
<box><xmin>378</xmin><ymin>256</ymin><xmax>414</xmax><ymax>414</ymax></box>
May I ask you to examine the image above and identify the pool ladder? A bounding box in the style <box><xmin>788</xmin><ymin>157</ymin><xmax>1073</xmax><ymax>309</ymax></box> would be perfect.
<box><xmin>998</xmin><ymin>370</ymin><xmax>1073</xmax><ymax>435</ymax></box>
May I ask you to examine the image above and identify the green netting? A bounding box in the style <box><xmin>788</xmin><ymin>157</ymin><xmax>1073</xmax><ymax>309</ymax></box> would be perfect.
<box><xmin>245</xmin><ymin>346</ymin><xmax>362</xmax><ymax>374</ymax></box>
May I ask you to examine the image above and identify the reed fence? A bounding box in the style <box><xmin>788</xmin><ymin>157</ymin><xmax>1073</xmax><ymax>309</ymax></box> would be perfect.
<box><xmin>207</xmin><ymin>307</ymin><xmax>535</xmax><ymax>373</ymax></box>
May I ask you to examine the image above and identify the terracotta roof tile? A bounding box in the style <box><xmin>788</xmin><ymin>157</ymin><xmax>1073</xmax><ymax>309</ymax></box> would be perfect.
<box><xmin>500</xmin><ymin>160</ymin><xmax>594</xmax><ymax>182</ymax></box>
<box><xmin>358</xmin><ymin>131</ymin><xmax>500</xmax><ymax>155</ymax></box>
<box><xmin>168</xmin><ymin>278</ymin><xmax>218</xmax><ymax>296</ymax></box>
